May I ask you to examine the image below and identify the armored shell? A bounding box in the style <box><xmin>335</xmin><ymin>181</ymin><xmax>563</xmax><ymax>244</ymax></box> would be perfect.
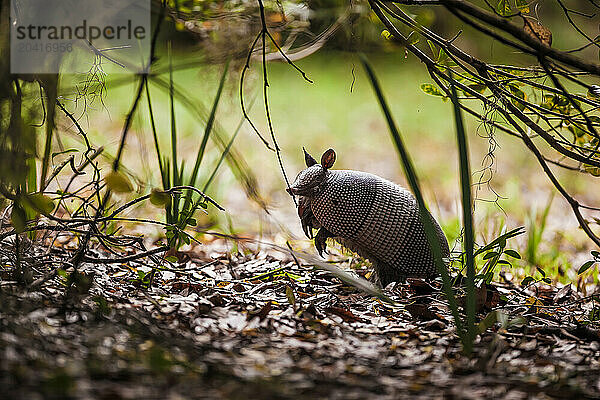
<box><xmin>288</xmin><ymin>148</ymin><xmax>449</xmax><ymax>286</ymax></box>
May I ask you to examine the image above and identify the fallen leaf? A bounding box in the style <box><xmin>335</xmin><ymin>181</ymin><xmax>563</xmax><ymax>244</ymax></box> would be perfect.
<box><xmin>324</xmin><ymin>307</ymin><xmax>362</xmax><ymax>323</ymax></box>
<box><xmin>523</xmin><ymin>17</ymin><xmax>552</xmax><ymax>46</ymax></box>
<box><xmin>248</xmin><ymin>301</ymin><xmax>273</xmax><ymax>322</ymax></box>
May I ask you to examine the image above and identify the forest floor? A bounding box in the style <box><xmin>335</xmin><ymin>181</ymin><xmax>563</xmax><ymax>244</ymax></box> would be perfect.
<box><xmin>1</xmin><ymin>236</ymin><xmax>600</xmax><ymax>400</ymax></box>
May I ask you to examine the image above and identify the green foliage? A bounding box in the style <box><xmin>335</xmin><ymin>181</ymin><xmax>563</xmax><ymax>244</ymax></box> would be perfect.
<box><xmin>10</xmin><ymin>192</ymin><xmax>56</xmax><ymax>233</ymax></box>
<box><xmin>496</xmin><ymin>0</ymin><xmax>512</xmax><ymax>16</ymax></box>
<box><xmin>578</xmin><ymin>251</ymin><xmax>600</xmax><ymax>275</ymax></box>
<box><xmin>496</xmin><ymin>0</ymin><xmax>529</xmax><ymax>16</ymax></box>
<box><xmin>164</xmin><ymin>225</ymin><xmax>191</xmax><ymax>248</ymax></box>
<box><xmin>540</xmin><ymin>94</ymin><xmax>572</xmax><ymax>115</ymax></box>
<box><xmin>104</xmin><ymin>171</ymin><xmax>134</xmax><ymax>193</ymax></box>
<box><xmin>578</xmin><ymin>260</ymin><xmax>595</xmax><ymax>275</ymax></box>
<box><xmin>507</xmin><ymin>84</ymin><xmax>527</xmax><ymax>111</ymax></box>
<box><xmin>474</xmin><ymin>226</ymin><xmax>524</xmax><ymax>283</ymax></box>
<box><xmin>10</xmin><ymin>202</ymin><xmax>27</xmax><ymax>233</ymax></box>
<box><xmin>525</xmin><ymin>194</ymin><xmax>553</xmax><ymax>266</ymax></box>
<box><xmin>93</xmin><ymin>295</ymin><xmax>111</xmax><ymax>316</ymax></box>
<box><xmin>448</xmin><ymin>69</ymin><xmax>477</xmax><ymax>351</ymax></box>
<box><xmin>515</xmin><ymin>0</ymin><xmax>530</xmax><ymax>13</ymax></box>
<box><xmin>150</xmin><ymin>188</ymin><xmax>172</xmax><ymax>207</ymax></box>
<box><xmin>477</xmin><ymin>310</ymin><xmax>526</xmax><ymax>334</ymax></box>
<box><xmin>364</xmin><ymin>56</ymin><xmax>531</xmax><ymax>354</ymax></box>
<box><xmin>143</xmin><ymin>51</ymin><xmax>229</xmax><ymax>250</ymax></box>
<box><xmin>420</xmin><ymin>83</ymin><xmax>447</xmax><ymax>99</ymax></box>
<box><xmin>590</xmin><ymin>306</ymin><xmax>600</xmax><ymax>322</ymax></box>
<box><xmin>520</xmin><ymin>265</ymin><xmax>552</xmax><ymax>287</ymax></box>
<box><xmin>135</xmin><ymin>269</ymin><xmax>152</xmax><ymax>287</ymax></box>
<box><xmin>286</xmin><ymin>285</ymin><xmax>296</xmax><ymax>306</ymax></box>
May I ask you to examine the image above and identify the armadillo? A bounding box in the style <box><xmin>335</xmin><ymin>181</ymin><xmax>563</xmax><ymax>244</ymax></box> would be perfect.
<box><xmin>287</xmin><ymin>148</ymin><xmax>450</xmax><ymax>286</ymax></box>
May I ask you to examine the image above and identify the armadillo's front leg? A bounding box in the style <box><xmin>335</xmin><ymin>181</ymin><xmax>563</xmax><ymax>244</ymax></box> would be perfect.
<box><xmin>298</xmin><ymin>196</ymin><xmax>319</xmax><ymax>238</ymax></box>
<box><xmin>314</xmin><ymin>227</ymin><xmax>334</xmax><ymax>257</ymax></box>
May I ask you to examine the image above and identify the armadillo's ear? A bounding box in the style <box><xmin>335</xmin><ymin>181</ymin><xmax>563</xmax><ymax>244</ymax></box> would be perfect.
<box><xmin>321</xmin><ymin>148</ymin><xmax>336</xmax><ymax>169</ymax></box>
<box><xmin>303</xmin><ymin>147</ymin><xmax>318</xmax><ymax>167</ymax></box>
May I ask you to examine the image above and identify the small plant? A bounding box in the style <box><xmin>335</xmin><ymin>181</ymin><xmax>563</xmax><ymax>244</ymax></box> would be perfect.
<box><xmin>473</xmin><ymin>226</ymin><xmax>524</xmax><ymax>285</ymax></box>
<box><xmin>525</xmin><ymin>194</ymin><xmax>554</xmax><ymax>266</ymax></box>
<box><xmin>362</xmin><ymin>56</ymin><xmax>527</xmax><ymax>355</ymax></box>
<box><xmin>578</xmin><ymin>250</ymin><xmax>600</xmax><ymax>280</ymax></box>
<box><xmin>143</xmin><ymin>47</ymin><xmax>230</xmax><ymax>250</ymax></box>
<box><xmin>362</xmin><ymin>56</ymin><xmax>477</xmax><ymax>353</ymax></box>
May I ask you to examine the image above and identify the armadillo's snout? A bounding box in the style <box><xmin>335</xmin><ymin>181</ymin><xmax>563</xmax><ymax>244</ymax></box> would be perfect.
<box><xmin>287</xmin><ymin>182</ymin><xmax>304</xmax><ymax>195</ymax></box>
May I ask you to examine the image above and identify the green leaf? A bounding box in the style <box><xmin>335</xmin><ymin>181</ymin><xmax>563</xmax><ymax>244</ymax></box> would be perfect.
<box><xmin>498</xmin><ymin>238</ymin><xmax>507</xmax><ymax>249</ymax></box>
<box><xmin>165</xmin><ymin>255</ymin><xmax>178</xmax><ymax>263</ymax></box>
<box><xmin>497</xmin><ymin>260</ymin><xmax>512</xmax><ymax>266</ymax></box>
<box><xmin>150</xmin><ymin>188</ymin><xmax>171</xmax><ymax>206</ymax></box>
<box><xmin>427</xmin><ymin>40</ymin><xmax>437</xmax><ymax>58</ymax></box>
<box><xmin>24</xmin><ymin>193</ymin><xmax>55</xmax><ymax>214</ymax></box>
<box><xmin>483</xmin><ymin>251</ymin><xmax>499</xmax><ymax>260</ymax></box>
<box><xmin>507</xmin><ymin>316</ymin><xmax>527</xmax><ymax>329</ymax></box>
<box><xmin>508</xmin><ymin>85</ymin><xmax>527</xmax><ymax>111</ymax></box>
<box><xmin>284</xmin><ymin>271</ymin><xmax>305</xmax><ymax>282</ymax></box>
<box><xmin>590</xmin><ymin>307</ymin><xmax>600</xmax><ymax>322</ymax></box>
<box><xmin>591</xmin><ymin>250</ymin><xmax>600</xmax><ymax>259</ymax></box>
<box><xmin>578</xmin><ymin>260</ymin><xmax>595</xmax><ymax>274</ymax></box>
<box><xmin>93</xmin><ymin>295</ymin><xmax>111</xmax><ymax>315</ymax></box>
<box><xmin>478</xmin><ymin>310</ymin><xmax>501</xmax><ymax>334</ymax></box>
<box><xmin>186</xmin><ymin>218</ymin><xmax>197</xmax><ymax>227</ymax></box>
<box><xmin>438</xmin><ymin>48</ymin><xmax>449</xmax><ymax>64</ymax></box>
<box><xmin>474</xmin><ymin>227</ymin><xmax>525</xmax><ymax>257</ymax></box>
<box><xmin>583</xmin><ymin>163</ymin><xmax>600</xmax><ymax>177</ymax></box>
<box><xmin>515</xmin><ymin>0</ymin><xmax>530</xmax><ymax>13</ymax></box>
<box><xmin>536</xmin><ymin>266</ymin><xmax>546</xmax><ymax>277</ymax></box>
<box><xmin>285</xmin><ymin>285</ymin><xmax>296</xmax><ymax>306</ymax></box>
<box><xmin>521</xmin><ymin>276</ymin><xmax>534</xmax><ymax>286</ymax></box>
<box><xmin>568</xmin><ymin>123</ymin><xmax>587</xmax><ymax>142</ymax></box>
<box><xmin>420</xmin><ymin>83</ymin><xmax>446</xmax><ymax>98</ymax></box>
<box><xmin>11</xmin><ymin>202</ymin><xmax>27</xmax><ymax>233</ymax></box>
<box><xmin>467</xmin><ymin>83</ymin><xmax>487</xmax><ymax>94</ymax></box>
<box><xmin>496</xmin><ymin>0</ymin><xmax>512</xmax><ymax>16</ymax></box>
<box><xmin>105</xmin><ymin>171</ymin><xmax>133</xmax><ymax>193</ymax></box>
<box><xmin>504</xmin><ymin>249</ymin><xmax>521</xmax><ymax>259</ymax></box>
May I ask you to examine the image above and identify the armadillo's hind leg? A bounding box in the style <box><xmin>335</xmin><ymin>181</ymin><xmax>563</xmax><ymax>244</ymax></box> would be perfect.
<box><xmin>372</xmin><ymin>260</ymin><xmax>407</xmax><ymax>287</ymax></box>
<box><xmin>314</xmin><ymin>227</ymin><xmax>334</xmax><ymax>257</ymax></box>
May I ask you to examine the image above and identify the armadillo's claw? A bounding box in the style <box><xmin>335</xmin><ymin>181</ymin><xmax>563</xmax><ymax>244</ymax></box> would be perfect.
<box><xmin>298</xmin><ymin>196</ymin><xmax>319</xmax><ymax>239</ymax></box>
<box><xmin>315</xmin><ymin>238</ymin><xmax>326</xmax><ymax>257</ymax></box>
<box><xmin>315</xmin><ymin>228</ymin><xmax>333</xmax><ymax>257</ymax></box>
<box><xmin>302</xmin><ymin>222</ymin><xmax>313</xmax><ymax>239</ymax></box>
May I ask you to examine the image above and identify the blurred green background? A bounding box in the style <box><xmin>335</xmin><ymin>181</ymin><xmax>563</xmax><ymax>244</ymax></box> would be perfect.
<box><xmin>48</xmin><ymin>0</ymin><xmax>600</xmax><ymax>278</ymax></box>
<box><xmin>60</xmin><ymin>52</ymin><xmax>593</xmax><ymax>260</ymax></box>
